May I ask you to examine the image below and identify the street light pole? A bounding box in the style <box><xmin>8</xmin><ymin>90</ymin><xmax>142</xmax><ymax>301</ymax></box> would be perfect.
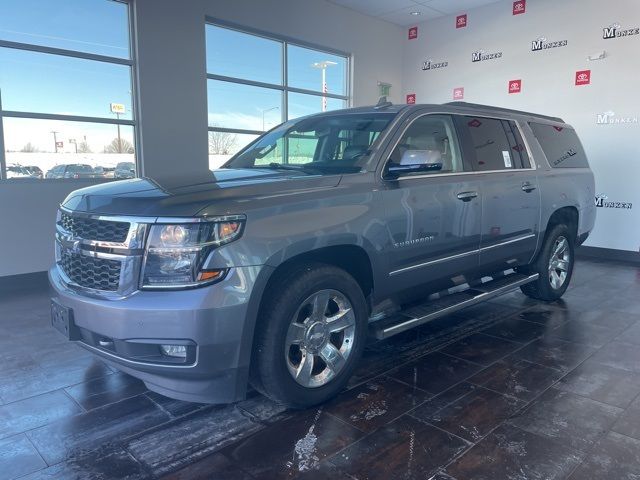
<box><xmin>312</xmin><ymin>61</ymin><xmax>337</xmax><ymax>112</ymax></box>
<box><xmin>110</xmin><ymin>103</ymin><xmax>126</xmax><ymax>152</ymax></box>
<box><xmin>261</xmin><ymin>106</ymin><xmax>279</xmax><ymax>131</ymax></box>
<box><xmin>116</xmin><ymin>112</ymin><xmax>122</xmax><ymax>152</ymax></box>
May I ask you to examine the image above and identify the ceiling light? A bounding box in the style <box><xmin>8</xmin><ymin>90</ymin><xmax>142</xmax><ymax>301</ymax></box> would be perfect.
<box><xmin>409</xmin><ymin>11</ymin><xmax>421</xmax><ymax>16</ymax></box>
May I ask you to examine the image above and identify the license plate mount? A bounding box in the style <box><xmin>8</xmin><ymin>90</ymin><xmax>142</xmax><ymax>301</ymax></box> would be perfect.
<box><xmin>51</xmin><ymin>300</ymin><xmax>80</xmax><ymax>340</ymax></box>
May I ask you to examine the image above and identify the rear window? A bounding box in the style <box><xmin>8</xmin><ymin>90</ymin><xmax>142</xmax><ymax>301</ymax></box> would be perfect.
<box><xmin>455</xmin><ymin>116</ymin><xmax>530</xmax><ymax>171</ymax></box>
<box><xmin>529</xmin><ymin>123</ymin><xmax>589</xmax><ymax>168</ymax></box>
<box><xmin>74</xmin><ymin>165</ymin><xmax>93</xmax><ymax>172</ymax></box>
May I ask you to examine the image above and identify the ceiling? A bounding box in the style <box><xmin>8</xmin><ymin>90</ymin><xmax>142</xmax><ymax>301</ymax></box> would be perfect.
<box><xmin>326</xmin><ymin>0</ymin><xmax>503</xmax><ymax>26</ymax></box>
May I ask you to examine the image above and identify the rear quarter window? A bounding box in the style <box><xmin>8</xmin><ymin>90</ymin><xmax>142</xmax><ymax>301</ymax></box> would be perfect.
<box><xmin>529</xmin><ymin>122</ymin><xmax>589</xmax><ymax>168</ymax></box>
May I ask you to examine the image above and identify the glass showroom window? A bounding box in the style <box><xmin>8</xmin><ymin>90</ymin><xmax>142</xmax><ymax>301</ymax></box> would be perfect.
<box><xmin>0</xmin><ymin>0</ymin><xmax>136</xmax><ymax>180</ymax></box>
<box><xmin>205</xmin><ymin>22</ymin><xmax>350</xmax><ymax>170</ymax></box>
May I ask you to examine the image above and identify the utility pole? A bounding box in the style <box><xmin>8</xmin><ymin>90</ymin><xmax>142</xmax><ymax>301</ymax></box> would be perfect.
<box><xmin>51</xmin><ymin>131</ymin><xmax>59</xmax><ymax>153</ymax></box>
<box><xmin>312</xmin><ymin>61</ymin><xmax>337</xmax><ymax>112</ymax></box>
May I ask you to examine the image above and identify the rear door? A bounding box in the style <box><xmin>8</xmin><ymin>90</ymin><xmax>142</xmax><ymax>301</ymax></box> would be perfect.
<box><xmin>379</xmin><ymin>113</ymin><xmax>483</xmax><ymax>294</ymax></box>
<box><xmin>454</xmin><ymin>115</ymin><xmax>540</xmax><ymax>270</ymax></box>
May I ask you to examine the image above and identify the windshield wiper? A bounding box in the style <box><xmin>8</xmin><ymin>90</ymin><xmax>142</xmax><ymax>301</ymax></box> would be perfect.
<box><xmin>264</xmin><ymin>163</ymin><xmax>322</xmax><ymax>174</ymax></box>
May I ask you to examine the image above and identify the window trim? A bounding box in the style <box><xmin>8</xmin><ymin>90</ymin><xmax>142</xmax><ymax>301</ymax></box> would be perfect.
<box><xmin>205</xmin><ymin>17</ymin><xmax>352</xmax><ymax>148</ymax></box>
<box><xmin>0</xmin><ymin>0</ymin><xmax>138</xmax><ymax>181</ymax></box>
<box><xmin>379</xmin><ymin>112</ymin><xmax>537</xmax><ymax>183</ymax></box>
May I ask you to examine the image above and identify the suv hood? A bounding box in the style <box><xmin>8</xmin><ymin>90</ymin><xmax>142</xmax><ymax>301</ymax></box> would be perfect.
<box><xmin>62</xmin><ymin>168</ymin><xmax>342</xmax><ymax>217</ymax></box>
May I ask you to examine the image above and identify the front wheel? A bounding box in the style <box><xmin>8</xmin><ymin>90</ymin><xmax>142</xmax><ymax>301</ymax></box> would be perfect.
<box><xmin>250</xmin><ymin>264</ymin><xmax>368</xmax><ymax>408</ymax></box>
<box><xmin>520</xmin><ymin>224</ymin><xmax>575</xmax><ymax>301</ymax></box>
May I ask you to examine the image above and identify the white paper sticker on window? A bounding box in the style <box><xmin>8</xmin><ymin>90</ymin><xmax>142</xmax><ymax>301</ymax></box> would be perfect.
<box><xmin>502</xmin><ymin>150</ymin><xmax>512</xmax><ymax>168</ymax></box>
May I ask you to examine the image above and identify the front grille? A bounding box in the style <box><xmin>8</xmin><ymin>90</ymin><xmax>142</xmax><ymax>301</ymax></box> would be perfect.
<box><xmin>60</xmin><ymin>249</ymin><xmax>121</xmax><ymax>291</ymax></box>
<box><xmin>60</xmin><ymin>212</ymin><xmax>130</xmax><ymax>243</ymax></box>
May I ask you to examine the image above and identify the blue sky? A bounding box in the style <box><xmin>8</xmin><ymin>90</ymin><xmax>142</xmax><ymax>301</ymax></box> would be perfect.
<box><xmin>0</xmin><ymin>1</ymin><xmax>348</xmax><ymax>152</ymax></box>
<box><xmin>0</xmin><ymin>0</ymin><xmax>130</xmax><ymax>57</ymax></box>
<box><xmin>206</xmin><ymin>24</ymin><xmax>348</xmax><ymax>130</ymax></box>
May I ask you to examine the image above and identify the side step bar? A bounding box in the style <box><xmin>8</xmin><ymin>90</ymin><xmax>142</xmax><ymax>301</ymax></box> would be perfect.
<box><xmin>370</xmin><ymin>272</ymin><xmax>539</xmax><ymax>340</ymax></box>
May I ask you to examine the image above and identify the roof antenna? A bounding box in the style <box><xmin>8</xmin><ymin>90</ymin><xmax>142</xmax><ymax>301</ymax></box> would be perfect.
<box><xmin>375</xmin><ymin>96</ymin><xmax>393</xmax><ymax>109</ymax></box>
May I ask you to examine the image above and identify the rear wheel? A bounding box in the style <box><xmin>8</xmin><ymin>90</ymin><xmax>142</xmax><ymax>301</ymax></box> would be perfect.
<box><xmin>520</xmin><ymin>224</ymin><xmax>574</xmax><ymax>301</ymax></box>
<box><xmin>251</xmin><ymin>264</ymin><xmax>367</xmax><ymax>408</ymax></box>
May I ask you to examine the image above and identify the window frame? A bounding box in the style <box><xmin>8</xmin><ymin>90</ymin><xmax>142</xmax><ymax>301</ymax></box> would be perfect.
<box><xmin>0</xmin><ymin>0</ymin><xmax>138</xmax><ymax>181</ymax></box>
<box><xmin>205</xmin><ymin>18</ymin><xmax>352</xmax><ymax>144</ymax></box>
<box><xmin>379</xmin><ymin>112</ymin><xmax>537</xmax><ymax>182</ymax></box>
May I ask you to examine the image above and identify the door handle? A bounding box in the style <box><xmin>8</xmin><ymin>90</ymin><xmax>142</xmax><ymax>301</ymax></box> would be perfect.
<box><xmin>457</xmin><ymin>191</ymin><xmax>478</xmax><ymax>202</ymax></box>
<box><xmin>522</xmin><ymin>182</ymin><xmax>537</xmax><ymax>193</ymax></box>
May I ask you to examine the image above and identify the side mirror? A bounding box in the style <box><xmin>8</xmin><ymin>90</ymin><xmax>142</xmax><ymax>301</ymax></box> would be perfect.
<box><xmin>385</xmin><ymin>150</ymin><xmax>443</xmax><ymax>179</ymax></box>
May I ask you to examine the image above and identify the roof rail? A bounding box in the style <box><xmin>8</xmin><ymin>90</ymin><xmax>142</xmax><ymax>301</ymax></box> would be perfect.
<box><xmin>446</xmin><ymin>101</ymin><xmax>564</xmax><ymax>123</ymax></box>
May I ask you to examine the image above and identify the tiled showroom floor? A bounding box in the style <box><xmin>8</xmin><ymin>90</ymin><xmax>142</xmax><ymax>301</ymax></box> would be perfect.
<box><xmin>1</xmin><ymin>258</ymin><xmax>640</xmax><ymax>479</ymax></box>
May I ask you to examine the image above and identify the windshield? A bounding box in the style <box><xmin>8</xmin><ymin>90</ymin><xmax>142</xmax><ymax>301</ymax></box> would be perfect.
<box><xmin>224</xmin><ymin>113</ymin><xmax>396</xmax><ymax>174</ymax></box>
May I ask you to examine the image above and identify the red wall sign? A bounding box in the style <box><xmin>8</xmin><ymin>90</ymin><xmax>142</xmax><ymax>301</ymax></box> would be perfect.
<box><xmin>575</xmin><ymin>70</ymin><xmax>591</xmax><ymax>86</ymax></box>
<box><xmin>453</xmin><ymin>87</ymin><xmax>464</xmax><ymax>100</ymax></box>
<box><xmin>456</xmin><ymin>14</ymin><xmax>467</xmax><ymax>29</ymax></box>
<box><xmin>513</xmin><ymin>0</ymin><xmax>526</xmax><ymax>15</ymax></box>
<box><xmin>406</xmin><ymin>93</ymin><xmax>416</xmax><ymax>104</ymax></box>
<box><xmin>508</xmin><ymin>79</ymin><xmax>522</xmax><ymax>94</ymax></box>
<box><xmin>408</xmin><ymin>26</ymin><xmax>418</xmax><ymax>40</ymax></box>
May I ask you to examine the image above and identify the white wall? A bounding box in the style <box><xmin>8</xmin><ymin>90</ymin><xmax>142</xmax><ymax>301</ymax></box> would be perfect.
<box><xmin>0</xmin><ymin>179</ymin><xmax>102</xmax><ymax>276</ymax></box>
<box><xmin>0</xmin><ymin>0</ymin><xmax>404</xmax><ymax>276</ymax></box>
<box><xmin>402</xmin><ymin>0</ymin><xmax>640</xmax><ymax>253</ymax></box>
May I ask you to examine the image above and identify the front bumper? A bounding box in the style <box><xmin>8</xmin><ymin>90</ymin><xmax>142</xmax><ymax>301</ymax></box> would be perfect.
<box><xmin>49</xmin><ymin>264</ymin><xmax>267</xmax><ymax>403</ymax></box>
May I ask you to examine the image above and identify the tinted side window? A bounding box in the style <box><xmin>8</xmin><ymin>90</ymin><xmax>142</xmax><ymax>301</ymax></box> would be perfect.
<box><xmin>389</xmin><ymin>115</ymin><xmax>464</xmax><ymax>175</ymax></box>
<box><xmin>457</xmin><ymin>116</ymin><xmax>516</xmax><ymax>172</ymax></box>
<box><xmin>529</xmin><ymin>123</ymin><xmax>589</xmax><ymax>168</ymax></box>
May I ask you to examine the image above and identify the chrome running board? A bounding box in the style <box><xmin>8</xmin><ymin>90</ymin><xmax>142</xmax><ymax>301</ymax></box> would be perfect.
<box><xmin>370</xmin><ymin>272</ymin><xmax>539</xmax><ymax>340</ymax></box>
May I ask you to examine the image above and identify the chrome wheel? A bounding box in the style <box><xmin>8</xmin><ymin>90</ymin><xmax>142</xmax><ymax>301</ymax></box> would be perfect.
<box><xmin>548</xmin><ymin>236</ymin><xmax>570</xmax><ymax>290</ymax></box>
<box><xmin>285</xmin><ymin>289</ymin><xmax>356</xmax><ymax>388</ymax></box>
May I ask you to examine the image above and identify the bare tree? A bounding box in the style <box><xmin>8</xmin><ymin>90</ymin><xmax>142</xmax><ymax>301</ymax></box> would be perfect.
<box><xmin>208</xmin><ymin>130</ymin><xmax>237</xmax><ymax>155</ymax></box>
<box><xmin>20</xmin><ymin>142</ymin><xmax>38</xmax><ymax>153</ymax></box>
<box><xmin>104</xmin><ymin>138</ymin><xmax>134</xmax><ymax>154</ymax></box>
<box><xmin>78</xmin><ymin>141</ymin><xmax>92</xmax><ymax>153</ymax></box>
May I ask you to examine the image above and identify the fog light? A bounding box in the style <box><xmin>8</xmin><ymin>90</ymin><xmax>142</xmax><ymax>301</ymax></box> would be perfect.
<box><xmin>160</xmin><ymin>344</ymin><xmax>187</xmax><ymax>358</ymax></box>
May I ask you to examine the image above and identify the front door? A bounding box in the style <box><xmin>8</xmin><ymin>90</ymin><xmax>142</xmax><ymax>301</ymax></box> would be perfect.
<box><xmin>379</xmin><ymin>114</ymin><xmax>483</xmax><ymax>295</ymax></box>
<box><xmin>454</xmin><ymin>115</ymin><xmax>541</xmax><ymax>270</ymax></box>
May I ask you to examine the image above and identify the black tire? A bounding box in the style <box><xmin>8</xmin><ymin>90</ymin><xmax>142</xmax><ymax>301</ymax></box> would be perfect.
<box><xmin>520</xmin><ymin>224</ymin><xmax>575</xmax><ymax>301</ymax></box>
<box><xmin>250</xmin><ymin>263</ymin><xmax>368</xmax><ymax>408</ymax></box>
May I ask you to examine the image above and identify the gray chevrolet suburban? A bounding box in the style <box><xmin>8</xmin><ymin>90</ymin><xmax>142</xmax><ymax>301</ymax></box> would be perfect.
<box><xmin>49</xmin><ymin>102</ymin><xmax>596</xmax><ymax>407</ymax></box>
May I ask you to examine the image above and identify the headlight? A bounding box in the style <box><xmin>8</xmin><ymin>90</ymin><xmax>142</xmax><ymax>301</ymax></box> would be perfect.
<box><xmin>141</xmin><ymin>216</ymin><xmax>245</xmax><ymax>289</ymax></box>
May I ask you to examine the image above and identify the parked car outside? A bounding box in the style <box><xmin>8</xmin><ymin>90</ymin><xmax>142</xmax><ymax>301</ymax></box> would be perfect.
<box><xmin>45</xmin><ymin>164</ymin><xmax>96</xmax><ymax>179</ymax></box>
<box><xmin>50</xmin><ymin>102</ymin><xmax>596</xmax><ymax>407</ymax></box>
<box><xmin>93</xmin><ymin>166</ymin><xmax>116</xmax><ymax>179</ymax></box>
<box><xmin>23</xmin><ymin>166</ymin><xmax>44</xmax><ymax>179</ymax></box>
<box><xmin>114</xmin><ymin>162</ymin><xmax>135</xmax><ymax>179</ymax></box>
<box><xmin>6</xmin><ymin>165</ymin><xmax>35</xmax><ymax>179</ymax></box>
